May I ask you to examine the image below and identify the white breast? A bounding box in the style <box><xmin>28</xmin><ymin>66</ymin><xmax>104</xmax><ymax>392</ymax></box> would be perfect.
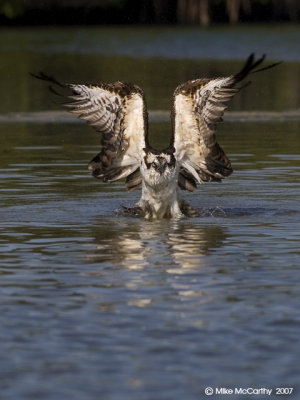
<box><xmin>138</xmin><ymin>164</ymin><xmax>183</xmax><ymax>219</ymax></box>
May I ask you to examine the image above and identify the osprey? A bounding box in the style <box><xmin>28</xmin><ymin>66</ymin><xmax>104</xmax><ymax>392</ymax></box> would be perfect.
<box><xmin>33</xmin><ymin>54</ymin><xmax>279</xmax><ymax>220</ymax></box>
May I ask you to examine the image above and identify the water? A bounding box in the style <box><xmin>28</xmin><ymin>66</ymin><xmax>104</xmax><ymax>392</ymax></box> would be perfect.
<box><xmin>1</xmin><ymin>26</ymin><xmax>300</xmax><ymax>400</ymax></box>
<box><xmin>0</xmin><ymin>25</ymin><xmax>300</xmax><ymax>113</ymax></box>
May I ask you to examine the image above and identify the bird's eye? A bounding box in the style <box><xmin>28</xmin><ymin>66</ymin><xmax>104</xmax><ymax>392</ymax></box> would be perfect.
<box><xmin>151</xmin><ymin>162</ymin><xmax>157</xmax><ymax>168</ymax></box>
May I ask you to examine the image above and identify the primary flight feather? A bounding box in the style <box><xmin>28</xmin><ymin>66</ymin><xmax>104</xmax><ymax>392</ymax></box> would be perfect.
<box><xmin>33</xmin><ymin>54</ymin><xmax>280</xmax><ymax>220</ymax></box>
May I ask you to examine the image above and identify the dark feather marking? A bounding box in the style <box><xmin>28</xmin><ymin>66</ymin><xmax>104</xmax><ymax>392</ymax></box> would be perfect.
<box><xmin>32</xmin><ymin>55</ymin><xmax>280</xmax><ymax>194</ymax></box>
<box><xmin>180</xmin><ymin>200</ymin><xmax>200</xmax><ymax>218</ymax></box>
<box><xmin>126</xmin><ymin>169</ymin><xmax>142</xmax><ymax>191</ymax></box>
<box><xmin>252</xmin><ymin>60</ymin><xmax>282</xmax><ymax>74</ymax></box>
<box><xmin>30</xmin><ymin>72</ymin><xmax>66</xmax><ymax>88</ymax></box>
<box><xmin>32</xmin><ymin>72</ymin><xmax>150</xmax><ymax>187</ymax></box>
<box><xmin>178</xmin><ymin>168</ymin><xmax>197</xmax><ymax>192</ymax></box>
<box><xmin>102</xmin><ymin>167</ymin><xmax>124</xmax><ymax>182</ymax></box>
<box><xmin>170</xmin><ymin>53</ymin><xmax>280</xmax><ymax>184</ymax></box>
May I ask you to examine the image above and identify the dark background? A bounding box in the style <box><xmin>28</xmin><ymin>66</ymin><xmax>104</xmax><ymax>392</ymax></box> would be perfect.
<box><xmin>0</xmin><ymin>0</ymin><xmax>299</xmax><ymax>26</ymax></box>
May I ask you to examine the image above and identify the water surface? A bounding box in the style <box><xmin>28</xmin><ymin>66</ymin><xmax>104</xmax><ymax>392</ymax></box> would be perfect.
<box><xmin>1</xmin><ymin>25</ymin><xmax>300</xmax><ymax>400</ymax></box>
<box><xmin>1</xmin><ymin>120</ymin><xmax>299</xmax><ymax>399</ymax></box>
<box><xmin>0</xmin><ymin>25</ymin><xmax>299</xmax><ymax>113</ymax></box>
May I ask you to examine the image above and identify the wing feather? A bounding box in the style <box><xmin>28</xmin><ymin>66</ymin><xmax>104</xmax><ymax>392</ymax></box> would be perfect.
<box><xmin>32</xmin><ymin>73</ymin><xmax>148</xmax><ymax>189</ymax></box>
<box><xmin>172</xmin><ymin>54</ymin><xmax>277</xmax><ymax>185</ymax></box>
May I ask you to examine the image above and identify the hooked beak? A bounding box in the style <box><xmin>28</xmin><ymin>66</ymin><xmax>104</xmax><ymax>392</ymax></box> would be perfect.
<box><xmin>156</xmin><ymin>164</ymin><xmax>166</xmax><ymax>175</ymax></box>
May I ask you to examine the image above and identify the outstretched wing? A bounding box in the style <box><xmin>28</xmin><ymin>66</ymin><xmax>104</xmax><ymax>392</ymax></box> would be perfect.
<box><xmin>172</xmin><ymin>53</ymin><xmax>279</xmax><ymax>187</ymax></box>
<box><xmin>32</xmin><ymin>73</ymin><xmax>148</xmax><ymax>191</ymax></box>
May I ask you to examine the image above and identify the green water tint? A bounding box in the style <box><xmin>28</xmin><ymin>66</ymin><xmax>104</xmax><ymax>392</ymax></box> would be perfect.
<box><xmin>0</xmin><ymin>25</ymin><xmax>300</xmax><ymax>114</ymax></box>
<box><xmin>1</xmin><ymin>120</ymin><xmax>299</xmax><ymax>206</ymax></box>
<box><xmin>1</xmin><ymin>25</ymin><xmax>300</xmax><ymax>400</ymax></box>
<box><xmin>0</xmin><ymin>120</ymin><xmax>299</xmax><ymax>399</ymax></box>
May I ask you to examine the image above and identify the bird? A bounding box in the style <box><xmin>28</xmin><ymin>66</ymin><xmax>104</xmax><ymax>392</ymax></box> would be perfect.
<box><xmin>32</xmin><ymin>54</ymin><xmax>280</xmax><ymax>220</ymax></box>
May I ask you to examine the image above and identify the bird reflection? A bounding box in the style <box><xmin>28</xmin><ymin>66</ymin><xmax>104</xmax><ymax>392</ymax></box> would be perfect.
<box><xmin>167</xmin><ymin>224</ymin><xmax>225</xmax><ymax>270</ymax></box>
<box><xmin>88</xmin><ymin>217</ymin><xmax>227</xmax><ymax>271</ymax></box>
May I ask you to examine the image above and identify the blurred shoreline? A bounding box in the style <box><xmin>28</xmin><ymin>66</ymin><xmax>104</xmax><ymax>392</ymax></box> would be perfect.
<box><xmin>1</xmin><ymin>0</ymin><xmax>299</xmax><ymax>26</ymax></box>
<box><xmin>1</xmin><ymin>110</ymin><xmax>300</xmax><ymax>124</ymax></box>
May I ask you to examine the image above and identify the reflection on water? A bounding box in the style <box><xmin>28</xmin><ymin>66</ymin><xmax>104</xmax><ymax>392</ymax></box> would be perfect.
<box><xmin>167</xmin><ymin>224</ymin><xmax>226</xmax><ymax>271</ymax></box>
<box><xmin>89</xmin><ymin>219</ymin><xmax>227</xmax><ymax>270</ymax></box>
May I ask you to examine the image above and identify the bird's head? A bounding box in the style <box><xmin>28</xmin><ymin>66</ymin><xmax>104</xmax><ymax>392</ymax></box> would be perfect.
<box><xmin>142</xmin><ymin>148</ymin><xmax>176</xmax><ymax>186</ymax></box>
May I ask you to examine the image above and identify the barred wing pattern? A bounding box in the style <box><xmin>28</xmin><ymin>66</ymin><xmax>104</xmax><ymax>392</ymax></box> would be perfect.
<box><xmin>32</xmin><ymin>74</ymin><xmax>147</xmax><ymax>191</ymax></box>
<box><xmin>33</xmin><ymin>54</ymin><xmax>279</xmax><ymax>196</ymax></box>
<box><xmin>172</xmin><ymin>54</ymin><xmax>268</xmax><ymax>185</ymax></box>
